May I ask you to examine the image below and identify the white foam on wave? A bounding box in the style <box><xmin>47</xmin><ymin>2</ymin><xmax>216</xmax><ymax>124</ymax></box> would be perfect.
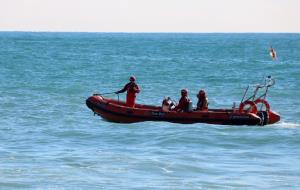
<box><xmin>160</xmin><ymin>167</ymin><xmax>174</xmax><ymax>173</ymax></box>
<box><xmin>275</xmin><ymin>121</ymin><xmax>300</xmax><ymax>128</ymax></box>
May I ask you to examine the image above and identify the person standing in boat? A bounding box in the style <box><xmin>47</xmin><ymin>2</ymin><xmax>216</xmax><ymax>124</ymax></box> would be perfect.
<box><xmin>196</xmin><ymin>89</ymin><xmax>208</xmax><ymax>111</ymax></box>
<box><xmin>174</xmin><ymin>89</ymin><xmax>190</xmax><ymax>112</ymax></box>
<box><xmin>115</xmin><ymin>76</ymin><xmax>140</xmax><ymax>107</ymax></box>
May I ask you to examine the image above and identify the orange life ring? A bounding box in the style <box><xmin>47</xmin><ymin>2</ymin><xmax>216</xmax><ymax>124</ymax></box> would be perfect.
<box><xmin>239</xmin><ymin>100</ymin><xmax>258</xmax><ymax>114</ymax></box>
<box><xmin>254</xmin><ymin>99</ymin><xmax>270</xmax><ymax>112</ymax></box>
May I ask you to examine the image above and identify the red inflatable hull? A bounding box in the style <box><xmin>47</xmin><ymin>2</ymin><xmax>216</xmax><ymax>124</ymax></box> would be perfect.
<box><xmin>86</xmin><ymin>95</ymin><xmax>280</xmax><ymax>125</ymax></box>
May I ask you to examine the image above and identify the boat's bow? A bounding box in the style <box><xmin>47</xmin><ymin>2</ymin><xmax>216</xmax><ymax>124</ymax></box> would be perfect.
<box><xmin>268</xmin><ymin>110</ymin><xmax>280</xmax><ymax>124</ymax></box>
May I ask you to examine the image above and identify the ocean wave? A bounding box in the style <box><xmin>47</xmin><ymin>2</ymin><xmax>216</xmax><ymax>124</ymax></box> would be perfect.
<box><xmin>275</xmin><ymin>121</ymin><xmax>300</xmax><ymax>128</ymax></box>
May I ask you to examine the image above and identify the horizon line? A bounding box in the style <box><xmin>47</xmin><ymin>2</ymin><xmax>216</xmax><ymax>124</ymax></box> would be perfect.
<box><xmin>0</xmin><ymin>30</ymin><xmax>299</xmax><ymax>34</ymax></box>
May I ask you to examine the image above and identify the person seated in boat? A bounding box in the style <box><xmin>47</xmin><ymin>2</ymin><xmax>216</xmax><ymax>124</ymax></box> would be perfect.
<box><xmin>174</xmin><ymin>89</ymin><xmax>191</xmax><ymax>112</ymax></box>
<box><xmin>162</xmin><ymin>97</ymin><xmax>176</xmax><ymax>112</ymax></box>
<box><xmin>115</xmin><ymin>76</ymin><xmax>140</xmax><ymax>107</ymax></box>
<box><xmin>196</xmin><ymin>89</ymin><xmax>208</xmax><ymax>111</ymax></box>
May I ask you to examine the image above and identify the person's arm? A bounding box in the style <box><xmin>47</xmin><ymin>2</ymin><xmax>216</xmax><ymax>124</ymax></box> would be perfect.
<box><xmin>116</xmin><ymin>83</ymin><xmax>129</xmax><ymax>94</ymax></box>
<box><xmin>175</xmin><ymin>98</ymin><xmax>184</xmax><ymax>111</ymax></box>
<box><xmin>204</xmin><ymin>98</ymin><xmax>209</xmax><ymax>109</ymax></box>
<box><xmin>199</xmin><ymin>99</ymin><xmax>204</xmax><ymax>110</ymax></box>
<box><xmin>134</xmin><ymin>84</ymin><xmax>140</xmax><ymax>93</ymax></box>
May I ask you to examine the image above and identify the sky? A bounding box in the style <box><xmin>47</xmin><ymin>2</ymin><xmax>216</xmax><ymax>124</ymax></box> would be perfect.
<box><xmin>0</xmin><ymin>0</ymin><xmax>299</xmax><ymax>32</ymax></box>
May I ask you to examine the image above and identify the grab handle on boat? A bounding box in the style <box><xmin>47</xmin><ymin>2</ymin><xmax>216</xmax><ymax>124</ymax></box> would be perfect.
<box><xmin>93</xmin><ymin>92</ymin><xmax>117</xmax><ymax>96</ymax></box>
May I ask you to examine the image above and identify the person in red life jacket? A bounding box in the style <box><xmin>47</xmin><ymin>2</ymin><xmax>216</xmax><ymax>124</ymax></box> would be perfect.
<box><xmin>115</xmin><ymin>76</ymin><xmax>140</xmax><ymax>107</ymax></box>
<box><xmin>196</xmin><ymin>89</ymin><xmax>208</xmax><ymax>111</ymax></box>
<box><xmin>174</xmin><ymin>89</ymin><xmax>190</xmax><ymax>112</ymax></box>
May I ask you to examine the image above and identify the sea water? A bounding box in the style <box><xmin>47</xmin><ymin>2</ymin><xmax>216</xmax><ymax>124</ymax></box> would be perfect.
<box><xmin>0</xmin><ymin>32</ymin><xmax>300</xmax><ymax>189</ymax></box>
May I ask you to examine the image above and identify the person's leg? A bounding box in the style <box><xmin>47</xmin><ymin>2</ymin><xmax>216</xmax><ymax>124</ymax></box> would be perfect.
<box><xmin>126</xmin><ymin>94</ymin><xmax>136</xmax><ymax>107</ymax></box>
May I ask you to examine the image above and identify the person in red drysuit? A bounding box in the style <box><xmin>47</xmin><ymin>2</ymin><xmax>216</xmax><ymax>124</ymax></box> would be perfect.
<box><xmin>196</xmin><ymin>89</ymin><xmax>208</xmax><ymax>111</ymax></box>
<box><xmin>116</xmin><ymin>76</ymin><xmax>140</xmax><ymax>107</ymax></box>
<box><xmin>174</xmin><ymin>89</ymin><xmax>190</xmax><ymax>112</ymax></box>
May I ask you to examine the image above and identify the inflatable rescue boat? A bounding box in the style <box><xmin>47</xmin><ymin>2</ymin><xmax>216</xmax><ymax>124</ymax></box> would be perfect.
<box><xmin>86</xmin><ymin>77</ymin><xmax>280</xmax><ymax>126</ymax></box>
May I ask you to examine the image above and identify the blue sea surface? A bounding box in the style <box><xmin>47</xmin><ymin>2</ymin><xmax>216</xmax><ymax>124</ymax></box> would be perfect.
<box><xmin>0</xmin><ymin>32</ymin><xmax>300</xmax><ymax>189</ymax></box>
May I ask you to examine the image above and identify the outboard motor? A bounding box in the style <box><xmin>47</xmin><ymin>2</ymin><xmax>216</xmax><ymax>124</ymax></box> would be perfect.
<box><xmin>162</xmin><ymin>98</ymin><xmax>170</xmax><ymax>112</ymax></box>
<box><xmin>162</xmin><ymin>97</ymin><xmax>176</xmax><ymax>112</ymax></box>
<box><xmin>257</xmin><ymin>111</ymin><xmax>269</xmax><ymax>126</ymax></box>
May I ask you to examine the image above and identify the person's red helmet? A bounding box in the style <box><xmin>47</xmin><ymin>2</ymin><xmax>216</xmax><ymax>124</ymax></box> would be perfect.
<box><xmin>129</xmin><ymin>76</ymin><xmax>136</xmax><ymax>82</ymax></box>
<box><xmin>199</xmin><ymin>89</ymin><xmax>205</xmax><ymax>94</ymax></box>
<box><xmin>197</xmin><ymin>89</ymin><xmax>206</xmax><ymax>98</ymax></box>
<box><xmin>181</xmin><ymin>88</ymin><xmax>188</xmax><ymax>96</ymax></box>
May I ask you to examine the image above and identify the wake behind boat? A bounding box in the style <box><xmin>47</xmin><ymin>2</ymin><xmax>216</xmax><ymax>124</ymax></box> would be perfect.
<box><xmin>86</xmin><ymin>77</ymin><xmax>280</xmax><ymax>126</ymax></box>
